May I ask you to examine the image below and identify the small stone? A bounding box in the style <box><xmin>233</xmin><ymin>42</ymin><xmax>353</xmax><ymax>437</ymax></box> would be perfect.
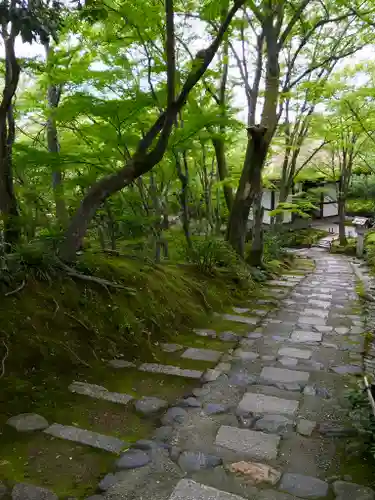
<box><xmin>331</xmin><ymin>365</ymin><xmax>362</xmax><ymax>375</ymax></box>
<box><xmin>152</xmin><ymin>426</ymin><xmax>173</xmax><ymax>442</ymax></box>
<box><xmin>219</xmin><ymin>331</ymin><xmax>240</xmax><ymax>342</ymax></box>
<box><xmin>194</xmin><ymin>329</ymin><xmax>216</xmax><ymax>338</ymax></box>
<box><xmin>233</xmin><ymin>307</ymin><xmax>250</xmax><ymax>314</ymax></box>
<box><xmin>279</xmin><ymin>357</ymin><xmax>298</xmax><ymax>367</ymax></box>
<box><xmin>255</xmin><ymin>414</ymin><xmax>294</xmax><ymax>434</ymax></box>
<box><xmin>178</xmin><ymin>451</ymin><xmax>222</xmax><ymax>472</ymax></box>
<box><xmin>132</xmin><ymin>439</ymin><xmax>168</xmax><ymax>450</ymax></box>
<box><xmin>291</xmin><ymin>330</ymin><xmax>322</xmax><ymax>343</ymax></box>
<box><xmin>179</xmin><ymin>397</ymin><xmax>201</xmax><ymax>408</ymax></box>
<box><xmin>248</xmin><ymin>333</ymin><xmax>263</xmax><ymax>339</ymax></box>
<box><xmin>108</xmin><ymin>359</ymin><xmax>136</xmax><ymax>368</ymax></box>
<box><xmin>161</xmin><ymin>407</ymin><xmax>188</xmax><ymax>426</ymax></box>
<box><xmin>182</xmin><ymin>347</ymin><xmax>222</xmax><ymax>363</ymax></box>
<box><xmin>12</xmin><ymin>484</ymin><xmax>57</xmax><ymax>500</ymax></box>
<box><xmin>7</xmin><ymin>413</ymin><xmax>49</xmax><ymax>432</ymax></box>
<box><xmin>229</xmin><ymin>371</ymin><xmax>257</xmax><ymax>387</ymax></box>
<box><xmin>115</xmin><ymin>450</ymin><xmax>150</xmax><ymax>470</ymax></box>
<box><xmin>297</xmin><ymin>419</ymin><xmax>316</xmax><ymax>437</ymax></box>
<box><xmin>279</xmin><ymin>473</ymin><xmax>329</xmax><ymax>498</ymax></box>
<box><xmin>135</xmin><ymin>397</ymin><xmax>168</xmax><ymax>415</ymax></box>
<box><xmin>316</xmin><ymin>387</ymin><xmax>331</xmax><ymax>399</ymax></box>
<box><xmin>98</xmin><ymin>473</ymin><xmax>118</xmax><ymax>491</ymax></box>
<box><xmin>333</xmin><ymin>481</ymin><xmax>375</xmax><ymax>500</ymax></box>
<box><xmin>234</xmin><ymin>349</ymin><xmax>258</xmax><ymax>361</ymax></box>
<box><xmin>237</xmin><ymin>416</ymin><xmax>255</xmax><ymax>428</ymax></box>
<box><xmin>161</xmin><ymin>344</ymin><xmax>183</xmax><ymax>353</ymax></box>
<box><xmin>262</xmin><ymin>355</ymin><xmax>276</xmax><ymax>361</ymax></box>
<box><xmin>335</xmin><ymin>327</ymin><xmax>349</xmax><ymax>335</ymax></box>
<box><xmin>303</xmin><ymin>386</ymin><xmax>316</xmax><ymax>396</ymax></box>
<box><xmin>204</xmin><ymin>404</ymin><xmax>227</xmax><ymax>415</ymax></box>
<box><xmin>318</xmin><ymin>423</ymin><xmax>357</xmax><ymax>437</ymax></box>
<box><xmin>229</xmin><ymin>461</ymin><xmax>281</xmax><ymax>486</ymax></box>
<box><xmin>202</xmin><ymin>369</ymin><xmax>223</xmax><ymax>382</ymax></box>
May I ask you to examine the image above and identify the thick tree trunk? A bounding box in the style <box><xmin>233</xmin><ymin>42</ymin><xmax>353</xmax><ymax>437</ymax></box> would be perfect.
<box><xmin>226</xmin><ymin>126</ymin><xmax>268</xmax><ymax>258</ymax></box>
<box><xmin>0</xmin><ymin>35</ymin><xmax>20</xmax><ymax>250</ymax></box>
<box><xmin>58</xmin><ymin>1</ymin><xmax>244</xmax><ymax>261</ymax></box>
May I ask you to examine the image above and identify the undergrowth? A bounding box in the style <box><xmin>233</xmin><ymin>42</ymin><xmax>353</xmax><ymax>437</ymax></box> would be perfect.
<box><xmin>347</xmin><ymin>383</ymin><xmax>375</xmax><ymax>459</ymax></box>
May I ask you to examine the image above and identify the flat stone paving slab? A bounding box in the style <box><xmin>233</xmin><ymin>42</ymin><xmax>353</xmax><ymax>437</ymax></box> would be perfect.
<box><xmin>139</xmin><ymin>363</ymin><xmax>203</xmax><ymax>379</ymax></box>
<box><xmin>222</xmin><ymin>314</ymin><xmax>258</xmax><ymax>325</ymax></box>
<box><xmin>169</xmin><ymin>479</ymin><xmax>246</xmax><ymax>500</ymax></box>
<box><xmin>260</xmin><ymin>366</ymin><xmax>310</xmax><ymax>386</ymax></box>
<box><xmin>237</xmin><ymin>393</ymin><xmax>299</xmax><ymax>416</ymax></box>
<box><xmin>290</xmin><ymin>331</ymin><xmax>322</xmax><ymax>343</ymax></box>
<box><xmin>181</xmin><ymin>348</ymin><xmax>222</xmax><ymax>363</ymax></box>
<box><xmin>279</xmin><ymin>473</ymin><xmax>329</xmax><ymax>498</ymax></box>
<box><xmin>267</xmin><ymin>280</ymin><xmax>295</xmax><ymax>287</ymax></box>
<box><xmin>7</xmin><ymin>413</ymin><xmax>49</xmax><ymax>432</ymax></box>
<box><xmin>333</xmin><ymin>481</ymin><xmax>375</xmax><ymax>500</ymax></box>
<box><xmin>278</xmin><ymin>347</ymin><xmax>312</xmax><ymax>360</ymax></box>
<box><xmin>44</xmin><ymin>424</ymin><xmax>126</xmax><ymax>453</ymax></box>
<box><xmin>298</xmin><ymin>316</ymin><xmax>326</xmax><ymax>325</ymax></box>
<box><xmin>69</xmin><ymin>381</ymin><xmax>133</xmax><ymax>405</ymax></box>
<box><xmin>12</xmin><ymin>483</ymin><xmax>58</xmax><ymax>500</ymax></box>
<box><xmin>215</xmin><ymin>425</ymin><xmax>280</xmax><ymax>460</ymax></box>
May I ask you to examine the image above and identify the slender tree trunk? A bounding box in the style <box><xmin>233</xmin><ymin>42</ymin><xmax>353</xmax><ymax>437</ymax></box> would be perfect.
<box><xmin>45</xmin><ymin>42</ymin><xmax>68</xmax><ymax>229</ymax></box>
<box><xmin>0</xmin><ymin>34</ymin><xmax>21</xmax><ymax>250</ymax></box>
<box><xmin>176</xmin><ymin>151</ymin><xmax>192</xmax><ymax>249</ymax></box>
<box><xmin>212</xmin><ymin>136</ymin><xmax>233</xmax><ymax>211</ymax></box>
<box><xmin>226</xmin><ymin>126</ymin><xmax>269</xmax><ymax>257</ymax></box>
<box><xmin>248</xmin><ymin>190</ymin><xmax>264</xmax><ymax>266</ymax></box>
<box><xmin>338</xmin><ymin>174</ymin><xmax>347</xmax><ymax>245</ymax></box>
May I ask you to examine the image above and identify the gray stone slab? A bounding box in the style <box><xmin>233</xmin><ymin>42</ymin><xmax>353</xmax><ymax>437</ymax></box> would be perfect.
<box><xmin>181</xmin><ymin>348</ymin><xmax>222</xmax><ymax>363</ymax></box>
<box><xmin>108</xmin><ymin>359</ymin><xmax>136</xmax><ymax>368</ymax></box>
<box><xmin>267</xmin><ymin>280</ymin><xmax>295</xmax><ymax>288</ymax></box>
<box><xmin>279</xmin><ymin>473</ymin><xmax>329</xmax><ymax>498</ymax></box>
<box><xmin>333</xmin><ymin>481</ymin><xmax>375</xmax><ymax>500</ymax></box>
<box><xmin>233</xmin><ymin>307</ymin><xmax>250</xmax><ymax>314</ymax></box>
<box><xmin>260</xmin><ymin>366</ymin><xmax>309</xmax><ymax>386</ymax></box>
<box><xmin>237</xmin><ymin>393</ymin><xmax>299</xmax><ymax>416</ymax></box>
<box><xmin>290</xmin><ymin>331</ymin><xmax>322</xmax><ymax>343</ymax></box>
<box><xmin>222</xmin><ymin>314</ymin><xmax>258</xmax><ymax>325</ymax></box>
<box><xmin>233</xmin><ymin>349</ymin><xmax>259</xmax><ymax>361</ymax></box>
<box><xmin>297</xmin><ymin>419</ymin><xmax>316</xmax><ymax>437</ymax></box>
<box><xmin>7</xmin><ymin>413</ymin><xmax>48</xmax><ymax>432</ymax></box>
<box><xmin>298</xmin><ymin>316</ymin><xmax>326</xmax><ymax>325</ymax></box>
<box><xmin>169</xmin><ymin>479</ymin><xmax>246</xmax><ymax>500</ymax></box>
<box><xmin>279</xmin><ymin>357</ymin><xmax>298</xmax><ymax>367</ymax></box>
<box><xmin>12</xmin><ymin>484</ymin><xmax>58</xmax><ymax>500</ymax></box>
<box><xmin>69</xmin><ymin>381</ymin><xmax>133</xmax><ymax>405</ymax></box>
<box><xmin>194</xmin><ymin>329</ymin><xmax>217</xmax><ymax>338</ymax></box>
<box><xmin>278</xmin><ymin>347</ymin><xmax>312</xmax><ymax>360</ymax></box>
<box><xmin>139</xmin><ymin>363</ymin><xmax>202</xmax><ymax>379</ymax></box>
<box><xmin>44</xmin><ymin>424</ymin><xmax>126</xmax><ymax>453</ymax></box>
<box><xmin>215</xmin><ymin>425</ymin><xmax>280</xmax><ymax>460</ymax></box>
<box><xmin>161</xmin><ymin>344</ymin><xmax>184</xmax><ymax>353</ymax></box>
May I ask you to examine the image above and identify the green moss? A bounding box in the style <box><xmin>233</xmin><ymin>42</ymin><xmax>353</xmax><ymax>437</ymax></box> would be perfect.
<box><xmin>331</xmin><ymin>238</ymin><xmax>357</xmax><ymax>256</ymax></box>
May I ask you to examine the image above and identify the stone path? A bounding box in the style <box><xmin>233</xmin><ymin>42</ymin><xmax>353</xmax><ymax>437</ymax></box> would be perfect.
<box><xmin>4</xmin><ymin>249</ymin><xmax>372</xmax><ymax>500</ymax></box>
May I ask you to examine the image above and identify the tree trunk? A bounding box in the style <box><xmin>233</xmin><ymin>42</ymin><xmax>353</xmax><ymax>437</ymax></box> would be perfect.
<box><xmin>0</xmin><ymin>35</ymin><xmax>21</xmax><ymax>250</ymax></box>
<box><xmin>338</xmin><ymin>193</ymin><xmax>346</xmax><ymax>246</ymax></box>
<box><xmin>176</xmin><ymin>151</ymin><xmax>192</xmax><ymax>249</ymax></box>
<box><xmin>212</xmin><ymin>136</ymin><xmax>233</xmax><ymax>212</ymax></box>
<box><xmin>248</xmin><ymin>190</ymin><xmax>264</xmax><ymax>266</ymax></box>
<box><xmin>45</xmin><ymin>42</ymin><xmax>68</xmax><ymax>229</ymax></box>
<box><xmin>226</xmin><ymin>126</ymin><xmax>268</xmax><ymax>257</ymax></box>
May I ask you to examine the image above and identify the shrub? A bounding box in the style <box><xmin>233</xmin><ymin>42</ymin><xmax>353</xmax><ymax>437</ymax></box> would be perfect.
<box><xmin>280</xmin><ymin>228</ymin><xmax>328</xmax><ymax>248</ymax></box>
<box><xmin>347</xmin><ymin>384</ymin><xmax>375</xmax><ymax>459</ymax></box>
<box><xmin>347</xmin><ymin>199</ymin><xmax>375</xmax><ymax>216</ymax></box>
<box><xmin>330</xmin><ymin>238</ymin><xmax>357</xmax><ymax>256</ymax></box>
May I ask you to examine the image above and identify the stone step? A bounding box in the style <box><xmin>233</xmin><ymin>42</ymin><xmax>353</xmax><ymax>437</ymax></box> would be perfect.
<box><xmin>69</xmin><ymin>381</ymin><xmax>133</xmax><ymax>405</ymax></box>
<box><xmin>215</xmin><ymin>425</ymin><xmax>280</xmax><ymax>460</ymax></box>
<box><xmin>237</xmin><ymin>392</ymin><xmax>299</xmax><ymax>417</ymax></box>
<box><xmin>139</xmin><ymin>363</ymin><xmax>203</xmax><ymax>379</ymax></box>
<box><xmin>44</xmin><ymin>423</ymin><xmax>126</xmax><ymax>453</ymax></box>
<box><xmin>181</xmin><ymin>347</ymin><xmax>222</xmax><ymax>363</ymax></box>
<box><xmin>169</xmin><ymin>479</ymin><xmax>246</xmax><ymax>500</ymax></box>
<box><xmin>221</xmin><ymin>314</ymin><xmax>258</xmax><ymax>325</ymax></box>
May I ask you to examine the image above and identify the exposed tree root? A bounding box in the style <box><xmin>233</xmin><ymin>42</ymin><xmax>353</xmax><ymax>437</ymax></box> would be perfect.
<box><xmin>4</xmin><ymin>279</ymin><xmax>25</xmax><ymax>296</ymax></box>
